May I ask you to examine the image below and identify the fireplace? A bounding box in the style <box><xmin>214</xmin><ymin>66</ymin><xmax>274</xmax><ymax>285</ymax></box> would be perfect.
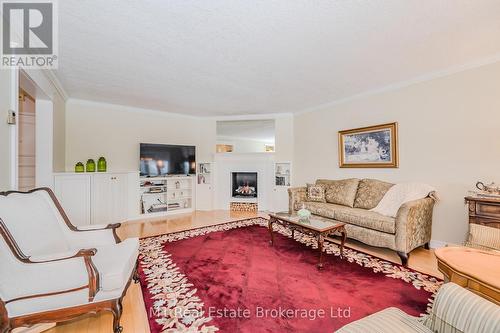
<box><xmin>231</xmin><ymin>172</ymin><xmax>257</xmax><ymax>198</ymax></box>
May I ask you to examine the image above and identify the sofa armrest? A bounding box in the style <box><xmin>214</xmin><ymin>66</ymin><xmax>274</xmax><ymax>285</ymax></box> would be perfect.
<box><xmin>422</xmin><ymin>282</ymin><xmax>500</xmax><ymax>332</ymax></box>
<box><xmin>288</xmin><ymin>187</ymin><xmax>307</xmax><ymax>213</ymax></box>
<box><xmin>395</xmin><ymin>196</ymin><xmax>436</xmax><ymax>253</ymax></box>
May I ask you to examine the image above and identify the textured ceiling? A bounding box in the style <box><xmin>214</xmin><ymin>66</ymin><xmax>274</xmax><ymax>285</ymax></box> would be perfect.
<box><xmin>56</xmin><ymin>0</ymin><xmax>500</xmax><ymax>116</ymax></box>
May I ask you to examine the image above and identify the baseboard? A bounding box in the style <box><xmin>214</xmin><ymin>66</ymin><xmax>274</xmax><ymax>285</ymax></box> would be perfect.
<box><xmin>429</xmin><ymin>239</ymin><xmax>448</xmax><ymax>249</ymax></box>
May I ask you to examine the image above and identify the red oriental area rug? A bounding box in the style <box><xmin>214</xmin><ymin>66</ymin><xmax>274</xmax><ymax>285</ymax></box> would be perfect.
<box><xmin>138</xmin><ymin>218</ymin><xmax>441</xmax><ymax>333</ymax></box>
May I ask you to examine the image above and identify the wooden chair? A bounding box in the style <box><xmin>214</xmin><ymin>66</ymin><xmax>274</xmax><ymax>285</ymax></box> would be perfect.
<box><xmin>0</xmin><ymin>188</ymin><xmax>139</xmax><ymax>333</ymax></box>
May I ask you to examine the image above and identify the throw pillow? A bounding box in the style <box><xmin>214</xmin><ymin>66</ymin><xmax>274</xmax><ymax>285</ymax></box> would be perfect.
<box><xmin>306</xmin><ymin>183</ymin><xmax>326</xmax><ymax>203</ymax></box>
<box><xmin>324</xmin><ymin>179</ymin><xmax>360</xmax><ymax>207</ymax></box>
<box><xmin>354</xmin><ymin>179</ymin><xmax>395</xmax><ymax>209</ymax></box>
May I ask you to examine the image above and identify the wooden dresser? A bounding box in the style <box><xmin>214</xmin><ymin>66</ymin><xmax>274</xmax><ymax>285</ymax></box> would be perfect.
<box><xmin>465</xmin><ymin>196</ymin><xmax>500</xmax><ymax>229</ymax></box>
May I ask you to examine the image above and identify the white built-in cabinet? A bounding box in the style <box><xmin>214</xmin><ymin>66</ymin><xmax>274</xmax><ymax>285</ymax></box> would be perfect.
<box><xmin>196</xmin><ymin>162</ymin><xmax>214</xmax><ymax>210</ymax></box>
<box><xmin>54</xmin><ymin>174</ymin><xmax>92</xmax><ymax>226</ymax></box>
<box><xmin>54</xmin><ymin>172</ymin><xmax>136</xmax><ymax>226</ymax></box>
<box><xmin>272</xmin><ymin>162</ymin><xmax>292</xmax><ymax>212</ymax></box>
<box><xmin>92</xmin><ymin>173</ymin><xmax>129</xmax><ymax>226</ymax></box>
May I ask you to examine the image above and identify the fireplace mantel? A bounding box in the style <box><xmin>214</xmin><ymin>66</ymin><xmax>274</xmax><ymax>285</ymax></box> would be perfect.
<box><xmin>214</xmin><ymin>153</ymin><xmax>274</xmax><ymax>211</ymax></box>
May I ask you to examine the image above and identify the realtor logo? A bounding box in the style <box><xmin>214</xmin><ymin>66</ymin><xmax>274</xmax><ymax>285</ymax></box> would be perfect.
<box><xmin>1</xmin><ymin>0</ymin><xmax>58</xmax><ymax>68</ymax></box>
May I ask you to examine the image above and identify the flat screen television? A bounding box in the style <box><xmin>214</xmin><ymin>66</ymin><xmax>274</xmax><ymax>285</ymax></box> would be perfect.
<box><xmin>140</xmin><ymin>143</ymin><xmax>196</xmax><ymax>177</ymax></box>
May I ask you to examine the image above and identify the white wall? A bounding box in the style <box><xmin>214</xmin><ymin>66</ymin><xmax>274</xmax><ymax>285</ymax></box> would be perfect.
<box><xmin>65</xmin><ymin>99</ymin><xmax>213</xmax><ymax>172</ymax></box>
<box><xmin>293</xmin><ymin>61</ymin><xmax>500</xmax><ymax>244</ymax></box>
<box><xmin>274</xmin><ymin>115</ymin><xmax>294</xmax><ymax>164</ymax></box>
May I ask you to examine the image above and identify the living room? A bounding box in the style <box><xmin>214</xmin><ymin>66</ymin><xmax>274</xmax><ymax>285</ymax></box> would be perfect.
<box><xmin>1</xmin><ymin>1</ymin><xmax>499</xmax><ymax>333</ymax></box>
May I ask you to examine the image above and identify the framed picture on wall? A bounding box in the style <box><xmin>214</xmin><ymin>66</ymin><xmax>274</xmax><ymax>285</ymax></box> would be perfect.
<box><xmin>338</xmin><ymin>122</ymin><xmax>398</xmax><ymax>168</ymax></box>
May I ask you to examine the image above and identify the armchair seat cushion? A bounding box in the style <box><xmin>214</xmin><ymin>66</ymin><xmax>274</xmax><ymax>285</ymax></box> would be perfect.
<box><xmin>93</xmin><ymin>237</ymin><xmax>139</xmax><ymax>291</ymax></box>
<box><xmin>334</xmin><ymin>207</ymin><xmax>395</xmax><ymax>234</ymax></box>
<box><xmin>336</xmin><ymin>307</ymin><xmax>432</xmax><ymax>333</ymax></box>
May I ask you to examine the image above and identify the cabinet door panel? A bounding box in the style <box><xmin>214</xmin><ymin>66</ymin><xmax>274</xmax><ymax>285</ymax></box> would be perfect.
<box><xmin>54</xmin><ymin>175</ymin><xmax>91</xmax><ymax>226</ymax></box>
<box><xmin>111</xmin><ymin>174</ymin><xmax>129</xmax><ymax>223</ymax></box>
<box><xmin>92</xmin><ymin>174</ymin><xmax>112</xmax><ymax>225</ymax></box>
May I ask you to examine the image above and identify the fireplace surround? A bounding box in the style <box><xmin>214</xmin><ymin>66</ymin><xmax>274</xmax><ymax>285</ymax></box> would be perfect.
<box><xmin>231</xmin><ymin>172</ymin><xmax>258</xmax><ymax>198</ymax></box>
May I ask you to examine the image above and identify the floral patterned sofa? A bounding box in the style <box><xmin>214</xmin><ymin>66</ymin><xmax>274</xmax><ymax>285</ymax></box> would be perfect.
<box><xmin>288</xmin><ymin>178</ymin><xmax>436</xmax><ymax>265</ymax></box>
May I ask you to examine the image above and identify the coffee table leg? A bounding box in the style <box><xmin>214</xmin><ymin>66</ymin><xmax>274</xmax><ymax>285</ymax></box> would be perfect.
<box><xmin>268</xmin><ymin>217</ymin><xmax>275</xmax><ymax>245</ymax></box>
<box><xmin>339</xmin><ymin>226</ymin><xmax>347</xmax><ymax>259</ymax></box>
<box><xmin>317</xmin><ymin>234</ymin><xmax>324</xmax><ymax>270</ymax></box>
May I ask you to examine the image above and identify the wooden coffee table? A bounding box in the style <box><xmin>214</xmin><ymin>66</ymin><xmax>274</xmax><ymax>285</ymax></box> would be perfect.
<box><xmin>268</xmin><ymin>212</ymin><xmax>347</xmax><ymax>269</ymax></box>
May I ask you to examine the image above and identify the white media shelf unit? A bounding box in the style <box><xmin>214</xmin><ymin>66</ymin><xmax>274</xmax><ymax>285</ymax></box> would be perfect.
<box><xmin>139</xmin><ymin>176</ymin><xmax>194</xmax><ymax>217</ymax></box>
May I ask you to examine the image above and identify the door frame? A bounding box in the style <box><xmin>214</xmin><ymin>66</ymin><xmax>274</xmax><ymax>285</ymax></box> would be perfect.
<box><xmin>9</xmin><ymin>68</ymin><xmax>19</xmax><ymax>190</ymax></box>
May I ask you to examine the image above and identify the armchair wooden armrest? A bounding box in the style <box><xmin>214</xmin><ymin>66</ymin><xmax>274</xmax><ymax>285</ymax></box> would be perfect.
<box><xmin>77</xmin><ymin>223</ymin><xmax>121</xmax><ymax>231</ymax></box>
<box><xmin>29</xmin><ymin>248</ymin><xmax>97</xmax><ymax>263</ymax></box>
<box><xmin>0</xmin><ymin>220</ymin><xmax>100</xmax><ymax>302</ymax></box>
<box><xmin>76</xmin><ymin>223</ymin><xmax>122</xmax><ymax>243</ymax></box>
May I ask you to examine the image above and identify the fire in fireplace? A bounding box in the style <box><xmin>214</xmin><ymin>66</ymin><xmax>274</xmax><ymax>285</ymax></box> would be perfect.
<box><xmin>231</xmin><ymin>172</ymin><xmax>257</xmax><ymax>198</ymax></box>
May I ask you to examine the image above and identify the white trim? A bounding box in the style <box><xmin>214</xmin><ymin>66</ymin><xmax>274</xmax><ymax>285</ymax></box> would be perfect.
<box><xmin>9</xmin><ymin>68</ymin><xmax>19</xmax><ymax>190</ymax></box>
<box><xmin>43</xmin><ymin>70</ymin><xmax>69</xmax><ymax>101</ymax></box>
<box><xmin>296</xmin><ymin>53</ymin><xmax>500</xmax><ymax>115</ymax></box>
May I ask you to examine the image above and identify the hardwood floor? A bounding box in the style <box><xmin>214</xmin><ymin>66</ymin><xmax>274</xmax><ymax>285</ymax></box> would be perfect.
<box><xmin>46</xmin><ymin>210</ymin><xmax>441</xmax><ymax>333</ymax></box>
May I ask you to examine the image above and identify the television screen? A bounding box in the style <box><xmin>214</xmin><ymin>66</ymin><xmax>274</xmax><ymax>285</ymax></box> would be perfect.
<box><xmin>140</xmin><ymin>143</ymin><xmax>196</xmax><ymax>177</ymax></box>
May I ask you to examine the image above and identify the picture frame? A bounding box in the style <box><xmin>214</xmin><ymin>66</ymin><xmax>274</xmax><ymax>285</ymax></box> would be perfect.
<box><xmin>338</xmin><ymin>122</ymin><xmax>398</xmax><ymax>168</ymax></box>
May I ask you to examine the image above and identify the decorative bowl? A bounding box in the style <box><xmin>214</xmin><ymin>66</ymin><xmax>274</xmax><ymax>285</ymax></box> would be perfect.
<box><xmin>297</xmin><ymin>208</ymin><xmax>311</xmax><ymax>220</ymax></box>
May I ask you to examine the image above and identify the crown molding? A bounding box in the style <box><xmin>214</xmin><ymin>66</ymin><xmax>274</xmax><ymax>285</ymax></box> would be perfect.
<box><xmin>43</xmin><ymin>70</ymin><xmax>69</xmax><ymax>101</ymax></box>
<box><xmin>296</xmin><ymin>53</ymin><xmax>500</xmax><ymax>115</ymax></box>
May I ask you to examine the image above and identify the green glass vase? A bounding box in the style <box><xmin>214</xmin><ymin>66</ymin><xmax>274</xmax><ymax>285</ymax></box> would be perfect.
<box><xmin>75</xmin><ymin>162</ymin><xmax>84</xmax><ymax>173</ymax></box>
<box><xmin>97</xmin><ymin>157</ymin><xmax>107</xmax><ymax>172</ymax></box>
<box><xmin>86</xmin><ymin>159</ymin><xmax>96</xmax><ymax>172</ymax></box>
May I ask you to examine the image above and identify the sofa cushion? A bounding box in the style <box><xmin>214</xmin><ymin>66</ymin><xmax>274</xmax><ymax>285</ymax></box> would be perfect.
<box><xmin>354</xmin><ymin>179</ymin><xmax>394</xmax><ymax>210</ymax></box>
<box><xmin>334</xmin><ymin>207</ymin><xmax>395</xmax><ymax>234</ymax></box>
<box><xmin>306</xmin><ymin>183</ymin><xmax>326</xmax><ymax>202</ymax></box>
<box><xmin>317</xmin><ymin>179</ymin><xmax>359</xmax><ymax>207</ymax></box>
<box><xmin>302</xmin><ymin>202</ymin><xmax>336</xmax><ymax>219</ymax></box>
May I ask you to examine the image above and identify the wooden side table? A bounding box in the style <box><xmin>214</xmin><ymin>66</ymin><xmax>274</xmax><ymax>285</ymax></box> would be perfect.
<box><xmin>465</xmin><ymin>196</ymin><xmax>500</xmax><ymax>229</ymax></box>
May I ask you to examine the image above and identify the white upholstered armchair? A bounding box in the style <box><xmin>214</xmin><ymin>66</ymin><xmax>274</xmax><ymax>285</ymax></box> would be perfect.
<box><xmin>0</xmin><ymin>188</ymin><xmax>139</xmax><ymax>333</ymax></box>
